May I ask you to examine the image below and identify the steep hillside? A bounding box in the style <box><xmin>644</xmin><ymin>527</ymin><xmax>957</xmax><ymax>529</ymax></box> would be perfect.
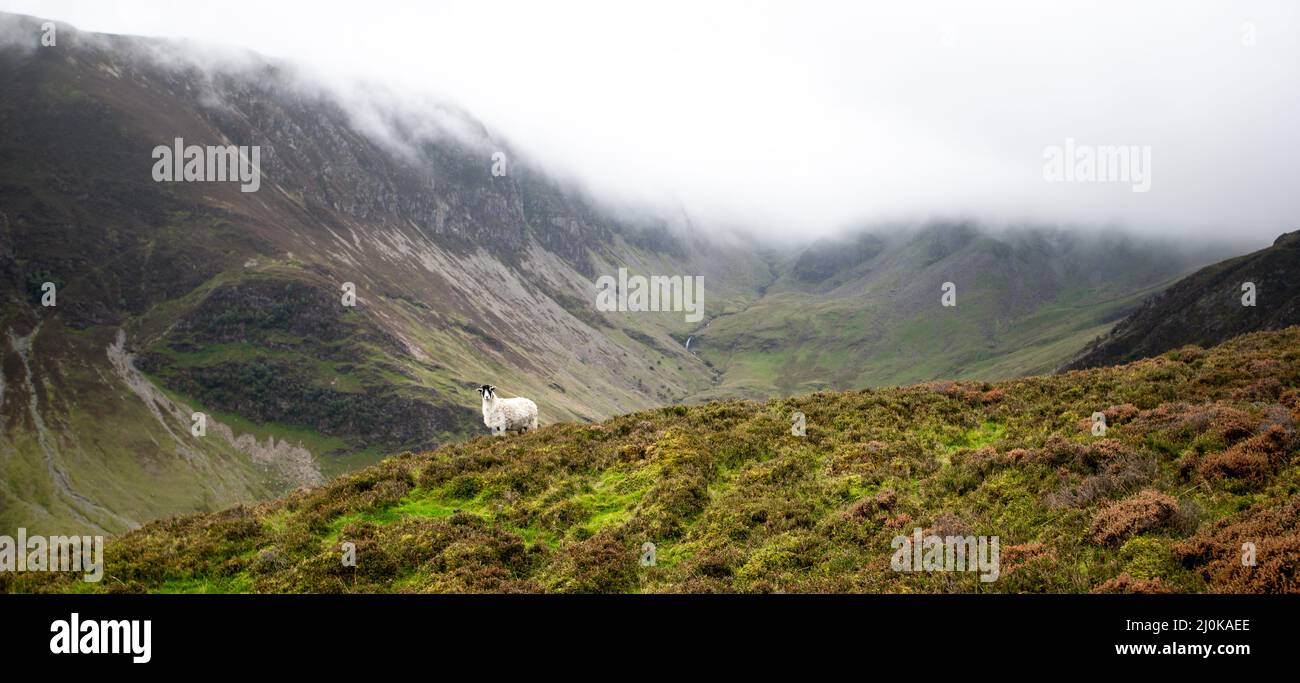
<box><xmin>0</xmin><ymin>13</ymin><xmax>765</xmax><ymax>534</ymax></box>
<box><xmin>10</xmin><ymin>327</ymin><xmax>1299</xmax><ymax>594</ymax></box>
<box><xmin>1065</xmin><ymin>231</ymin><xmax>1300</xmax><ymax>370</ymax></box>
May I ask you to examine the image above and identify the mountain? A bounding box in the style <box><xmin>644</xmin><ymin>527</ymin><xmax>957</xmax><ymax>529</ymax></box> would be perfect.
<box><xmin>0</xmin><ymin>13</ymin><xmax>764</xmax><ymax>535</ymax></box>
<box><xmin>0</xmin><ymin>13</ymin><xmax>1233</xmax><ymax>536</ymax></box>
<box><xmin>1064</xmin><ymin>231</ymin><xmax>1300</xmax><ymax>371</ymax></box>
<box><xmin>9</xmin><ymin>327</ymin><xmax>1299</xmax><ymax>594</ymax></box>
<box><xmin>688</xmin><ymin>223</ymin><xmax>1228</xmax><ymax>399</ymax></box>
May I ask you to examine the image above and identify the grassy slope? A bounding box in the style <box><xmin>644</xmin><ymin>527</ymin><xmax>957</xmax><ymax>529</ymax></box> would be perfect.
<box><xmin>692</xmin><ymin>275</ymin><xmax>1178</xmax><ymax>399</ymax></box>
<box><xmin>8</xmin><ymin>327</ymin><xmax>1299</xmax><ymax>594</ymax></box>
<box><xmin>0</xmin><ymin>322</ymin><xmax>285</xmax><ymax>536</ymax></box>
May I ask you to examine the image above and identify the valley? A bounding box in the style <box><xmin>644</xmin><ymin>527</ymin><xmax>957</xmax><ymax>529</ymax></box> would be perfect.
<box><xmin>0</xmin><ymin>12</ymin><xmax>1256</xmax><ymax>537</ymax></box>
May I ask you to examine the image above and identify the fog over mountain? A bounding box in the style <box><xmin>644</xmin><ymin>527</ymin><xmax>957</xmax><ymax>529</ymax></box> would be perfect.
<box><xmin>4</xmin><ymin>0</ymin><xmax>1298</xmax><ymax>245</ymax></box>
<box><xmin>4</xmin><ymin>2</ymin><xmax>1300</xmax><ymax>612</ymax></box>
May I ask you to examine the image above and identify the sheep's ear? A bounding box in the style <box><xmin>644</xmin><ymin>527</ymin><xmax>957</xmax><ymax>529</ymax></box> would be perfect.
<box><xmin>488</xmin><ymin>386</ymin><xmax>497</xmax><ymax>392</ymax></box>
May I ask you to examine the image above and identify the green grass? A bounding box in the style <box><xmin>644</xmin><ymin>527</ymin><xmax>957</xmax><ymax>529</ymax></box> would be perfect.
<box><xmin>6</xmin><ymin>327</ymin><xmax>1300</xmax><ymax>594</ymax></box>
<box><xmin>693</xmin><ymin>273</ymin><xmax>1182</xmax><ymax>398</ymax></box>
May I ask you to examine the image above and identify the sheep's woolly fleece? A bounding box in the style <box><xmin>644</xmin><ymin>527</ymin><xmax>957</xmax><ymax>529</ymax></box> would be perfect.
<box><xmin>480</xmin><ymin>386</ymin><xmax>538</xmax><ymax>434</ymax></box>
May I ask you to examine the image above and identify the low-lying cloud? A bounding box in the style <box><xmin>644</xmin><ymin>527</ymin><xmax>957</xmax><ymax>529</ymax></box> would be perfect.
<box><xmin>2</xmin><ymin>0</ymin><xmax>1298</xmax><ymax>246</ymax></box>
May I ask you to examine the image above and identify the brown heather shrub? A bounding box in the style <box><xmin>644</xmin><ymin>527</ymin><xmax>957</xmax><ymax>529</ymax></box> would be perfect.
<box><xmin>683</xmin><ymin>543</ymin><xmax>744</xmax><ymax>580</ymax></box>
<box><xmin>1195</xmin><ymin>424</ymin><xmax>1295</xmax><ymax>484</ymax></box>
<box><xmin>1261</xmin><ymin>403</ymin><xmax>1297</xmax><ymax>431</ymax></box>
<box><xmin>955</xmin><ymin>446</ymin><xmax>1001</xmax><ymax>472</ymax></box>
<box><xmin>1202</xmin><ymin>407</ymin><xmax>1259</xmax><ymax>445</ymax></box>
<box><xmin>258</xmin><ymin>514</ymin><xmax>538</xmax><ymax>593</ymax></box>
<box><xmin>364</xmin><ymin>479</ymin><xmax>412</xmax><ymax>508</ymax></box>
<box><xmin>543</xmin><ymin>533</ymin><xmax>638</xmax><ymax>593</ymax></box>
<box><xmin>1088</xmin><ymin>490</ymin><xmax>1180</xmax><ymax>545</ymax></box>
<box><xmin>980</xmin><ymin>388</ymin><xmax>1006</xmax><ymax>405</ymax></box>
<box><xmin>1004</xmin><ymin>448</ymin><xmax>1033</xmax><ymax>464</ymax></box>
<box><xmin>1092</xmin><ymin>574</ymin><xmax>1174</xmax><ymax>594</ymax></box>
<box><xmin>1281</xmin><ymin>387</ymin><xmax>1300</xmax><ymax>414</ymax></box>
<box><xmin>1023</xmin><ymin>437</ymin><xmax>1081</xmax><ymax>467</ymax></box>
<box><xmin>885</xmin><ymin>512</ymin><xmax>912</xmax><ymax>530</ymax></box>
<box><xmin>989</xmin><ymin>542</ymin><xmax>1063</xmax><ymax>592</ymax></box>
<box><xmin>1000</xmin><ymin>543</ymin><xmax>1049</xmax><ymax>573</ymax></box>
<box><xmin>846</xmin><ymin>488</ymin><xmax>897</xmax><ymax>520</ymax></box>
<box><xmin>1130</xmin><ymin>402</ymin><xmax>1256</xmax><ymax>444</ymax></box>
<box><xmin>1043</xmin><ymin>452</ymin><xmax>1157</xmax><ymax>509</ymax></box>
<box><xmin>1089</xmin><ymin>439</ymin><xmax>1139</xmax><ymax>463</ymax></box>
<box><xmin>1128</xmin><ymin>402</ymin><xmax>1194</xmax><ymax>431</ymax></box>
<box><xmin>1030</xmin><ymin>437</ymin><xmax>1136</xmax><ymax>473</ymax></box>
<box><xmin>545</xmin><ymin>498</ymin><xmax>595</xmax><ymax>533</ymax></box>
<box><xmin>273</xmin><ymin>522</ymin><xmax>323</xmax><ymax>557</ymax></box>
<box><xmin>924</xmin><ymin>512</ymin><xmax>972</xmax><ymax>538</ymax></box>
<box><xmin>1165</xmin><ymin>345</ymin><xmax>1206</xmax><ymax>364</ymax></box>
<box><xmin>928</xmin><ymin>381</ymin><xmax>986</xmax><ymax>406</ymax></box>
<box><xmin>1104</xmin><ymin>403</ymin><xmax>1140</xmax><ymax>425</ymax></box>
<box><xmin>922</xmin><ymin>380</ymin><xmax>955</xmax><ymax>394</ymax></box>
<box><xmin>1231</xmin><ymin>377</ymin><xmax>1284</xmax><ymax>402</ymax></box>
<box><xmin>1245</xmin><ymin>358</ymin><xmax>1282</xmax><ymax>378</ymax></box>
<box><xmin>1174</xmin><ymin>496</ymin><xmax>1300</xmax><ymax>593</ymax></box>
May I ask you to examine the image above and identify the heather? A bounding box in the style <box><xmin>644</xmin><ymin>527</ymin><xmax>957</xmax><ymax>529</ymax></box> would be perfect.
<box><xmin>6</xmin><ymin>328</ymin><xmax>1299</xmax><ymax>594</ymax></box>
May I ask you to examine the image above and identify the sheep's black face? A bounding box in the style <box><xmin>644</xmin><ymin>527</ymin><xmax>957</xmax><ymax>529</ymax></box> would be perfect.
<box><xmin>478</xmin><ymin>384</ymin><xmax>496</xmax><ymax>400</ymax></box>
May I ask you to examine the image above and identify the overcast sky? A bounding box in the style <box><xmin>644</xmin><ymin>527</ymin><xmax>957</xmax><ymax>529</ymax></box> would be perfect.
<box><xmin>3</xmin><ymin>0</ymin><xmax>1298</xmax><ymax>245</ymax></box>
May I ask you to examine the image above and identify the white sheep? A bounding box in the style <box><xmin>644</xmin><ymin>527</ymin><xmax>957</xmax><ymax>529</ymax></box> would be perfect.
<box><xmin>477</xmin><ymin>384</ymin><xmax>538</xmax><ymax>436</ymax></box>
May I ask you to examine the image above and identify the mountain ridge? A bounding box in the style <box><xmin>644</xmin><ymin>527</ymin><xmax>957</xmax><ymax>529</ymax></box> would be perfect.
<box><xmin>1064</xmin><ymin>230</ymin><xmax>1300</xmax><ymax>371</ymax></box>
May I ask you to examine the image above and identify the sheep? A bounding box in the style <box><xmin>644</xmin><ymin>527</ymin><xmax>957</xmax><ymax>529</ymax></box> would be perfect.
<box><xmin>476</xmin><ymin>384</ymin><xmax>538</xmax><ymax>436</ymax></box>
